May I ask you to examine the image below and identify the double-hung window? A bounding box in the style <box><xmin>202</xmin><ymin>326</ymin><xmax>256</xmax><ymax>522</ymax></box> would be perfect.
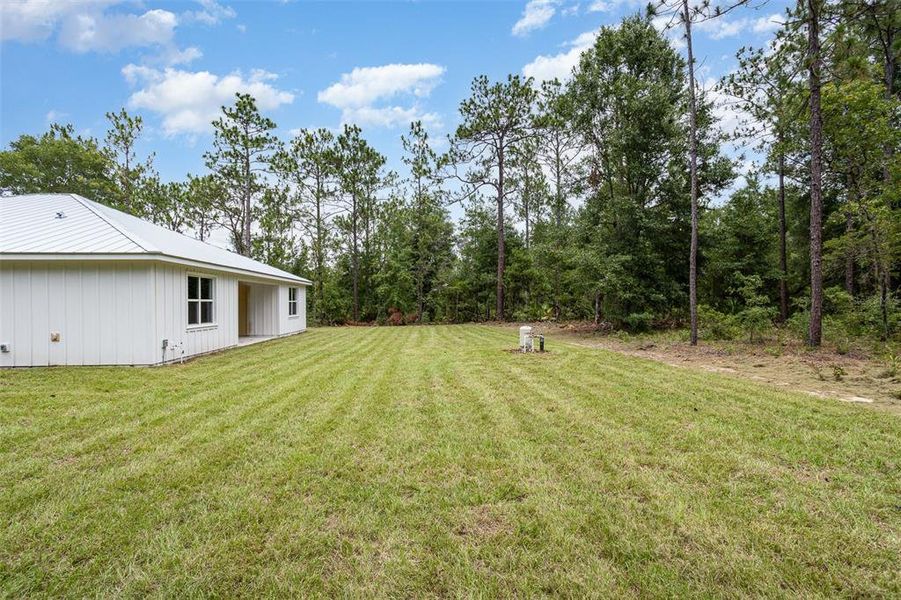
<box><xmin>188</xmin><ymin>275</ymin><xmax>214</xmax><ymax>326</ymax></box>
<box><xmin>288</xmin><ymin>287</ymin><xmax>298</xmax><ymax>316</ymax></box>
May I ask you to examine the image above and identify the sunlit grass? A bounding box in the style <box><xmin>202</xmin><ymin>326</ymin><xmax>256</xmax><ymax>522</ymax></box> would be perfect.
<box><xmin>1</xmin><ymin>325</ymin><xmax>898</xmax><ymax>596</ymax></box>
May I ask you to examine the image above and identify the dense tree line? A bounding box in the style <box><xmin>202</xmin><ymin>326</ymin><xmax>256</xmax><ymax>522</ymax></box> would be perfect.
<box><xmin>1</xmin><ymin>3</ymin><xmax>897</xmax><ymax>344</ymax></box>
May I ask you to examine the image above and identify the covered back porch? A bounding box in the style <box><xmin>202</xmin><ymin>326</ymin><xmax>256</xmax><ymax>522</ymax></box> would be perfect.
<box><xmin>237</xmin><ymin>280</ymin><xmax>280</xmax><ymax>345</ymax></box>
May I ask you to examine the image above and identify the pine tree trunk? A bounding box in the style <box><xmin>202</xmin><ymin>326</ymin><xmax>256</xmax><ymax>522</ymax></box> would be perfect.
<box><xmin>881</xmin><ymin>14</ymin><xmax>895</xmax><ymax>181</ymax></box>
<box><xmin>416</xmin><ymin>178</ymin><xmax>425</xmax><ymax>322</ymax></box>
<box><xmin>683</xmin><ymin>0</ymin><xmax>700</xmax><ymax>346</ymax></box>
<box><xmin>881</xmin><ymin>270</ymin><xmax>889</xmax><ymax>341</ymax></box>
<box><xmin>877</xmin><ymin>6</ymin><xmax>893</xmax><ymax>341</ymax></box>
<box><xmin>496</xmin><ymin>146</ymin><xmax>506</xmax><ymax>321</ymax></box>
<box><xmin>844</xmin><ymin>212</ymin><xmax>854</xmax><ymax>295</ymax></box>
<box><xmin>807</xmin><ymin>0</ymin><xmax>824</xmax><ymax>347</ymax></box>
<box><xmin>524</xmin><ymin>189</ymin><xmax>530</xmax><ymax>251</ymax></box>
<box><xmin>363</xmin><ymin>197</ymin><xmax>371</xmax><ymax>320</ymax></box>
<box><xmin>315</xmin><ymin>180</ymin><xmax>325</xmax><ymax>325</ymax></box>
<box><xmin>242</xmin><ymin>144</ymin><xmax>252</xmax><ymax>257</ymax></box>
<box><xmin>554</xmin><ymin>151</ymin><xmax>562</xmax><ymax>321</ymax></box>
<box><xmin>352</xmin><ymin>192</ymin><xmax>360</xmax><ymax>322</ymax></box>
<box><xmin>124</xmin><ymin>149</ymin><xmax>132</xmax><ymax>213</ymax></box>
<box><xmin>778</xmin><ymin>153</ymin><xmax>789</xmax><ymax>321</ymax></box>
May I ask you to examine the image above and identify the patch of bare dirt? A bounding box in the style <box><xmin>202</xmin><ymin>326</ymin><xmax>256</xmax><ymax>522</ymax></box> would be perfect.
<box><xmin>499</xmin><ymin>323</ymin><xmax>901</xmax><ymax>414</ymax></box>
<box><xmin>455</xmin><ymin>505</ymin><xmax>510</xmax><ymax>538</ymax></box>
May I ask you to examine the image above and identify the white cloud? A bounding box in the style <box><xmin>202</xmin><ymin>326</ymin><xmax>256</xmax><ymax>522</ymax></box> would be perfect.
<box><xmin>512</xmin><ymin>0</ymin><xmax>558</xmax><ymax>37</ymax></box>
<box><xmin>703</xmin><ymin>75</ymin><xmax>744</xmax><ymax>138</ymax></box>
<box><xmin>123</xmin><ymin>65</ymin><xmax>295</xmax><ymax>136</ymax></box>
<box><xmin>588</xmin><ymin>0</ymin><xmax>650</xmax><ymax>13</ymax></box>
<box><xmin>159</xmin><ymin>45</ymin><xmax>203</xmax><ymax>65</ymax></box>
<box><xmin>752</xmin><ymin>13</ymin><xmax>783</xmax><ymax>35</ymax></box>
<box><xmin>57</xmin><ymin>8</ymin><xmax>177</xmax><ymax>52</ymax></box>
<box><xmin>1</xmin><ymin>0</ymin><xmax>226</xmax><ymax>64</ymax></box>
<box><xmin>45</xmin><ymin>109</ymin><xmax>68</xmax><ymax>123</ymax></box>
<box><xmin>527</xmin><ymin>5</ymin><xmax>772</xmax><ymax>84</ymax></box>
<box><xmin>181</xmin><ymin>0</ymin><xmax>236</xmax><ymax>26</ymax></box>
<box><xmin>651</xmin><ymin>14</ymin><xmax>686</xmax><ymax>49</ymax></box>
<box><xmin>1</xmin><ymin>0</ymin><xmax>101</xmax><ymax>42</ymax></box>
<box><xmin>343</xmin><ymin>106</ymin><xmax>442</xmax><ymax>129</ymax></box>
<box><xmin>692</xmin><ymin>12</ymin><xmax>785</xmax><ymax>41</ymax></box>
<box><xmin>318</xmin><ymin>63</ymin><xmax>444</xmax><ymax>108</ymax></box>
<box><xmin>694</xmin><ymin>16</ymin><xmax>745</xmax><ymax>40</ymax></box>
<box><xmin>522</xmin><ymin>28</ymin><xmax>598</xmax><ymax>82</ymax></box>
<box><xmin>317</xmin><ymin>63</ymin><xmax>445</xmax><ymax>128</ymax></box>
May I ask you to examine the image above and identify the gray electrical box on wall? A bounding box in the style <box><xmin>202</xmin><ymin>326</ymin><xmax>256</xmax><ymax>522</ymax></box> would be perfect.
<box><xmin>0</xmin><ymin>343</ymin><xmax>9</xmax><ymax>353</ymax></box>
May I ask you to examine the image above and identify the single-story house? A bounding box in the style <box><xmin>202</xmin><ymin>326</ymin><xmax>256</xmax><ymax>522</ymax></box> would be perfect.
<box><xmin>0</xmin><ymin>193</ymin><xmax>311</xmax><ymax>367</ymax></box>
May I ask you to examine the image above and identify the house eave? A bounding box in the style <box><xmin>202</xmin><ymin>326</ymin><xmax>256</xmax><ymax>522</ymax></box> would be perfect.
<box><xmin>0</xmin><ymin>252</ymin><xmax>313</xmax><ymax>286</ymax></box>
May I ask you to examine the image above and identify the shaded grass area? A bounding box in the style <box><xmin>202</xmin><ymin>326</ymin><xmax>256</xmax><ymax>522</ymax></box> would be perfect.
<box><xmin>1</xmin><ymin>325</ymin><xmax>899</xmax><ymax>597</ymax></box>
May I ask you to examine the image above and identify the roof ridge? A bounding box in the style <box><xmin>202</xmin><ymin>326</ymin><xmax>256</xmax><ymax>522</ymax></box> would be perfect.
<box><xmin>69</xmin><ymin>194</ymin><xmax>158</xmax><ymax>253</ymax></box>
<box><xmin>73</xmin><ymin>193</ymin><xmax>240</xmax><ymax>256</ymax></box>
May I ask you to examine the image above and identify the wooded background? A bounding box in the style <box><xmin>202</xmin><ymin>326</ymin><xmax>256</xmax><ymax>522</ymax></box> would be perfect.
<box><xmin>1</xmin><ymin>1</ymin><xmax>898</xmax><ymax>346</ymax></box>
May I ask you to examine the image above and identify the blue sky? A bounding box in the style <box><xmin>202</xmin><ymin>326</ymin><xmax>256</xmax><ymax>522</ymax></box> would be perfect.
<box><xmin>1</xmin><ymin>0</ymin><xmax>791</xmax><ymax>188</ymax></box>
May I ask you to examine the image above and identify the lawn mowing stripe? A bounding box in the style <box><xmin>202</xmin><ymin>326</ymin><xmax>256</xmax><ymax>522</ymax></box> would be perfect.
<box><xmin>510</xmin><ymin>345</ymin><xmax>897</xmax><ymax>507</ymax></box>
<box><xmin>161</xmin><ymin>330</ymin><xmax>398</xmax><ymax>592</ymax></box>
<box><xmin>377</xmin><ymin>328</ymin><xmax>545</xmax><ymax>595</ymax></box>
<box><xmin>0</xmin><ymin>328</ymin><xmax>356</xmax><ymax>461</ymax></box>
<box><xmin>0</xmin><ymin>330</ymin><xmax>359</xmax><ymax>515</ymax></box>
<box><xmin>107</xmin><ymin>335</ymin><xmax>393</xmax><ymax>596</ymax></box>
<box><xmin>447</xmin><ymin>360</ymin><xmax>632</xmax><ymax>594</ymax></box>
<box><xmin>1</xmin><ymin>325</ymin><xmax>898</xmax><ymax>598</ymax></box>
<box><xmin>0</xmin><ymin>330</ymin><xmax>386</xmax><ymax>596</ymax></box>
<box><xmin>500</xmin><ymin>342</ymin><xmax>900</xmax><ymax>596</ymax></box>
<box><xmin>0</xmin><ymin>327</ymin><xmax>355</xmax><ymax>458</ymax></box>
<box><xmin>306</xmin><ymin>329</ymin><xmax>420</xmax><ymax>594</ymax></box>
<box><xmin>508</xmin><ymin>330</ymin><xmax>898</xmax><ymax>459</ymax></box>
<box><xmin>0</xmin><ymin>328</ymin><xmax>384</xmax><ymax>596</ymax></box>
<box><xmin>435</xmin><ymin>327</ymin><xmax>642</xmax><ymax>595</ymax></box>
<box><xmin>495</xmin><ymin>358</ymin><xmax>772</xmax><ymax>595</ymax></box>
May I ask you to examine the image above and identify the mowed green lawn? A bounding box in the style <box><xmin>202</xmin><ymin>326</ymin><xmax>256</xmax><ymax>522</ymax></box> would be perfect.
<box><xmin>1</xmin><ymin>326</ymin><xmax>899</xmax><ymax>597</ymax></box>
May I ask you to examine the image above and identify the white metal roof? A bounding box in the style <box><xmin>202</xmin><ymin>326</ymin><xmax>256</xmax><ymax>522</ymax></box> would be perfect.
<box><xmin>0</xmin><ymin>194</ymin><xmax>311</xmax><ymax>284</ymax></box>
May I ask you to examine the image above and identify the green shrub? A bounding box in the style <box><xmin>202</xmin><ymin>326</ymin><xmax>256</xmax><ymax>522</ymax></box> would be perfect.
<box><xmin>856</xmin><ymin>293</ymin><xmax>899</xmax><ymax>338</ymax></box>
<box><xmin>832</xmin><ymin>365</ymin><xmax>846</xmax><ymax>381</ymax></box>
<box><xmin>879</xmin><ymin>350</ymin><xmax>899</xmax><ymax>379</ymax></box>
<box><xmin>698</xmin><ymin>305</ymin><xmax>740</xmax><ymax>340</ymax></box>
<box><xmin>623</xmin><ymin>312</ymin><xmax>654</xmax><ymax>333</ymax></box>
<box><xmin>824</xmin><ymin>286</ymin><xmax>854</xmax><ymax>315</ymax></box>
<box><xmin>732</xmin><ymin>274</ymin><xmax>777</xmax><ymax>342</ymax></box>
<box><xmin>787</xmin><ymin>308</ymin><xmax>810</xmax><ymax>339</ymax></box>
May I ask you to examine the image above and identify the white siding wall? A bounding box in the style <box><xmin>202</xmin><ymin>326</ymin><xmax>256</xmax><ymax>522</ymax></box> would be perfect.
<box><xmin>278</xmin><ymin>284</ymin><xmax>307</xmax><ymax>335</ymax></box>
<box><xmin>0</xmin><ymin>261</ymin><xmax>306</xmax><ymax>367</ymax></box>
<box><xmin>151</xmin><ymin>264</ymin><xmax>238</xmax><ymax>363</ymax></box>
<box><xmin>0</xmin><ymin>262</ymin><xmax>155</xmax><ymax>366</ymax></box>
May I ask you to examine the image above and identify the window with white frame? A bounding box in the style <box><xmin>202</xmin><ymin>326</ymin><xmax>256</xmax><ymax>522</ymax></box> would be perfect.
<box><xmin>288</xmin><ymin>287</ymin><xmax>298</xmax><ymax>316</ymax></box>
<box><xmin>188</xmin><ymin>275</ymin><xmax>214</xmax><ymax>326</ymax></box>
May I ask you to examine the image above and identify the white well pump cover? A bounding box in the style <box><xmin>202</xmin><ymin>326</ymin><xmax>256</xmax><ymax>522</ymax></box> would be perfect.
<box><xmin>519</xmin><ymin>326</ymin><xmax>532</xmax><ymax>349</ymax></box>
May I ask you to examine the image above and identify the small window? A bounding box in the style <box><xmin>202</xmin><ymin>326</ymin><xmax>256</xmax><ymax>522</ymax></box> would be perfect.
<box><xmin>288</xmin><ymin>287</ymin><xmax>298</xmax><ymax>316</ymax></box>
<box><xmin>188</xmin><ymin>275</ymin><xmax>214</xmax><ymax>326</ymax></box>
